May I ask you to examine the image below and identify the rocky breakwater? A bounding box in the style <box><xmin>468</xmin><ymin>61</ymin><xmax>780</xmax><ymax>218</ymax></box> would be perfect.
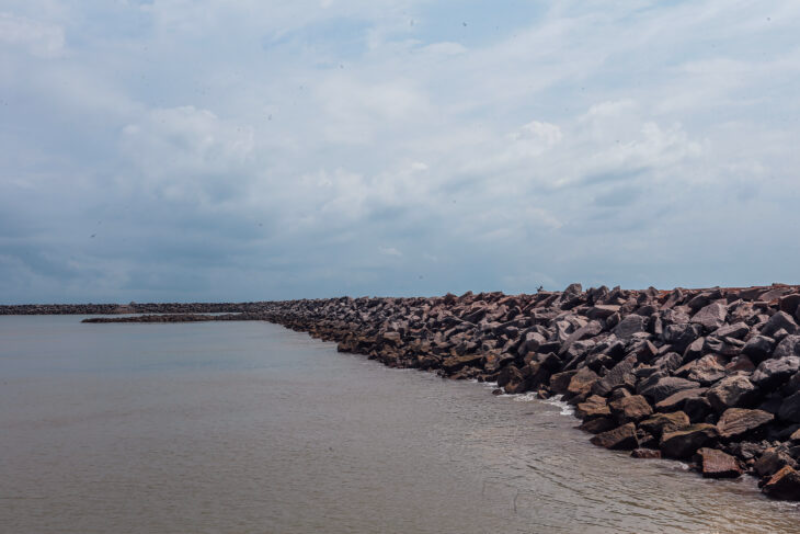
<box><xmin>260</xmin><ymin>284</ymin><xmax>800</xmax><ymax>501</ymax></box>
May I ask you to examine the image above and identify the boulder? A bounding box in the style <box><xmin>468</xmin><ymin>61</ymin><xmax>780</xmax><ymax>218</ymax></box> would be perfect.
<box><xmin>614</xmin><ymin>315</ymin><xmax>649</xmax><ymax>340</ymax></box>
<box><xmin>753</xmin><ymin>356</ymin><xmax>800</xmax><ymax>391</ymax></box>
<box><xmin>684</xmin><ymin>354</ymin><xmax>728</xmax><ymax>386</ymax></box>
<box><xmin>706</xmin><ymin>376</ymin><xmax>759</xmax><ymax>413</ymax></box>
<box><xmin>742</xmin><ymin>335</ymin><xmax>776</xmax><ymax>362</ymax></box>
<box><xmin>655</xmin><ymin>388</ymin><xmax>707</xmax><ymax>412</ymax></box>
<box><xmin>575</xmin><ymin>395</ymin><xmax>611</xmax><ymax>421</ymax></box>
<box><xmin>640</xmin><ymin>377</ymin><xmax>702</xmax><ymax>404</ymax></box>
<box><xmin>697</xmin><ymin>448</ymin><xmax>743</xmax><ymax>479</ymax></box>
<box><xmin>586</xmin><ymin>305</ymin><xmax>620</xmax><ymax>320</ymax></box>
<box><xmin>442</xmin><ymin>353</ymin><xmax>484</xmax><ymax>374</ymax></box>
<box><xmin>779</xmin><ymin>294</ymin><xmax>800</xmax><ymax>316</ymax></box>
<box><xmin>762</xmin><ymin>466</ymin><xmax>800</xmax><ymax>501</ymax></box>
<box><xmin>590</xmin><ymin>422</ymin><xmax>639</xmax><ymax>450</ymax></box>
<box><xmin>549</xmin><ymin>370</ymin><xmax>577</xmax><ymax>394</ymax></box>
<box><xmin>609</xmin><ymin>395</ymin><xmax>653</xmax><ymax>424</ymax></box>
<box><xmin>565</xmin><ymin>367</ymin><xmax>599</xmax><ymax>400</ymax></box>
<box><xmin>755</xmin><ymin>448</ymin><xmax>798</xmax><ymax>478</ymax></box>
<box><xmin>591</xmin><ymin>357</ymin><xmax>637</xmax><ymax>397</ymax></box>
<box><xmin>691</xmin><ymin>302</ymin><xmax>728</xmax><ymax>331</ymax></box>
<box><xmin>778</xmin><ymin>391</ymin><xmax>800</xmax><ymax>423</ymax></box>
<box><xmin>684</xmin><ymin>397</ymin><xmax>713</xmax><ymax>423</ymax></box>
<box><xmin>774</xmin><ymin>335</ymin><xmax>800</xmax><ymax>359</ymax></box>
<box><xmin>761</xmin><ymin>311</ymin><xmax>799</xmax><ymax>337</ymax></box>
<box><xmin>579</xmin><ymin>416</ymin><xmax>617</xmax><ymax>434</ymax></box>
<box><xmin>639</xmin><ymin>411</ymin><xmax>690</xmax><ymax>439</ymax></box>
<box><xmin>660</xmin><ymin>424</ymin><xmax>719</xmax><ymax>459</ymax></box>
<box><xmin>716</xmin><ymin>408</ymin><xmax>774</xmax><ymax>440</ymax></box>
<box><xmin>663</xmin><ymin>322</ymin><xmax>703</xmax><ymax>354</ymax></box>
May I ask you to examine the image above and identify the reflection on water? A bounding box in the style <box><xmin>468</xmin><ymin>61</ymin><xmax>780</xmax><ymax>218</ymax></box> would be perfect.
<box><xmin>1</xmin><ymin>316</ymin><xmax>798</xmax><ymax>533</ymax></box>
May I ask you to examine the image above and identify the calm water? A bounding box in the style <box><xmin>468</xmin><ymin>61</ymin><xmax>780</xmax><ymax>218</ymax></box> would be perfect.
<box><xmin>1</xmin><ymin>316</ymin><xmax>798</xmax><ymax>533</ymax></box>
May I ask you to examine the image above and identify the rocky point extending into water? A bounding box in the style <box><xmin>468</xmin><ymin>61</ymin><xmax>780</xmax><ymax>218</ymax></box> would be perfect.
<box><xmin>5</xmin><ymin>283</ymin><xmax>800</xmax><ymax>502</ymax></box>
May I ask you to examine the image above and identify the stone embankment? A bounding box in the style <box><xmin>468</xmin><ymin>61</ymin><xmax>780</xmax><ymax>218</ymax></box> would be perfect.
<box><xmin>257</xmin><ymin>284</ymin><xmax>800</xmax><ymax>501</ymax></box>
<box><xmin>6</xmin><ymin>283</ymin><xmax>800</xmax><ymax>501</ymax></box>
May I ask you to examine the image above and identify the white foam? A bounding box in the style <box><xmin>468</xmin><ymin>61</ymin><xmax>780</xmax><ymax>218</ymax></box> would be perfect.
<box><xmin>542</xmin><ymin>394</ymin><xmax>575</xmax><ymax>416</ymax></box>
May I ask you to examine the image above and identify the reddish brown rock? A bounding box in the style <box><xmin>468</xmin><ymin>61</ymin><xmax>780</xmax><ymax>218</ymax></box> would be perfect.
<box><xmin>575</xmin><ymin>395</ymin><xmax>611</xmax><ymax>421</ymax></box>
<box><xmin>639</xmin><ymin>412</ymin><xmax>690</xmax><ymax>439</ymax></box>
<box><xmin>609</xmin><ymin>395</ymin><xmax>653</xmax><ymax>424</ymax></box>
<box><xmin>696</xmin><ymin>448</ymin><xmax>743</xmax><ymax>479</ymax></box>
<box><xmin>716</xmin><ymin>408</ymin><xmax>774</xmax><ymax>440</ymax></box>
<box><xmin>631</xmin><ymin>449</ymin><xmax>662</xmax><ymax>459</ymax></box>
<box><xmin>660</xmin><ymin>424</ymin><xmax>719</xmax><ymax>459</ymax></box>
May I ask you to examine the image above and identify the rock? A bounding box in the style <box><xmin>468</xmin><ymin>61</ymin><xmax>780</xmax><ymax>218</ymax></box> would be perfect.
<box><xmin>575</xmin><ymin>395</ymin><xmax>611</xmax><ymax>420</ymax></box>
<box><xmin>640</xmin><ymin>411</ymin><xmax>690</xmax><ymax>438</ymax></box>
<box><xmin>663</xmin><ymin>322</ymin><xmax>703</xmax><ymax>353</ymax></box>
<box><xmin>549</xmin><ymin>370</ymin><xmax>577</xmax><ymax>394</ymax></box>
<box><xmin>609</xmin><ymin>395</ymin><xmax>653</xmax><ymax>424</ymax></box>
<box><xmin>565</xmin><ymin>367</ymin><xmax>599</xmax><ymax>400</ymax></box>
<box><xmin>660</xmin><ymin>424</ymin><xmax>719</xmax><ymax>459</ymax></box>
<box><xmin>497</xmin><ymin>364</ymin><xmax>523</xmax><ymax>389</ymax></box>
<box><xmin>697</xmin><ymin>448</ymin><xmax>743</xmax><ymax>479</ymax></box>
<box><xmin>655</xmin><ymin>388</ymin><xmax>707</xmax><ymax>412</ymax></box>
<box><xmin>442</xmin><ymin>353</ymin><xmax>484</xmax><ymax>374</ymax></box>
<box><xmin>691</xmin><ymin>303</ymin><xmax>728</xmax><ymax>331</ymax></box>
<box><xmin>713</xmin><ymin>322</ymin><xmax>750</xmax><ymax>340</ymax></box>
<box><xmin>761</xmin><ymin>311</ymin><xmax>799</xmax><ymax>337</ymax></box>
<box><xmin>586</xmin><ymin>305</ymin><xmax>620</xmax><ymax>320</ymax></box>
<box><xmin>684</xmin><ymin>396</ymin><xmax>713</xmax><ymax>423</ymax></box>
<box><xmin>685</xmin><ymin>354</ymin><xmax>728</xmax><ymax>385</ymax></box>
<box><xmin>614</xmin><ymin>315</ymin><xmax>649</xmax><ymax>340</ymax></box>
<box><xmin>778</xmin><ymin>391</ymin><xmax>800</xmax><ymax>423</ymax></box>
<box><xmin>779</xmin><ymin>294</ymin><xmax>800</xmax><ymax>316</ymax></box>
<box><xmin>590</xmin><ymin>422</ymin><xmax>639</xmax><ymax>450</ymax></box>
<box><xmin>755</xmin><ymin>448</ymin><xmax>798</xmax><ymax>478</ymax></box>
<box><xmin>774</xmin><ymin>335</ymin><xmax>800</xmax><ymax>359</ymax></box>
<box><xmin>762</xmin><ymin>466</ymin><xmax>800</xmax><ymax>501</ymax></box>
<box><xmin>751</xmin><ymin>356</ymin><xmax>800</xmax><ymax>390</ymax></box>
<box><xmin>631</xmin><ymin>449</ymin><xmax>662</xmax><ymax>459</ymax></box>
<box><xmin>591</xmin><ymin>357</ymin><xmax>637</xmax><ymax>396</ymax></box>
<box><xmin>579</xmin><ymin>416</ymin><xmax>617</xmax><ymax>434</ymax></box>
<box><xmin>742</xmin><ymin>335</ymin><xmax>776</xmax><ymax>362</ymax></box>
<box><xmin>717</xmin><ymin>408</ymin><xmax>774</xmax><ymax>440</ymax></box>
<box><xmin>640</xmin><ymin>377</ymin><xmax>702</xmax><ymax>404</ymax></box>
<box><xmin>707</xmin><ymin>376</ymin><xmax>759</xmax><ymax>413</ymax></box>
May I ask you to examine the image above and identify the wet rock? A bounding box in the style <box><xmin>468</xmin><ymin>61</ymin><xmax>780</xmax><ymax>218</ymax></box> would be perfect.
<box><xmin>609</xmin><ymin>395</ymin><xmax>653</xmax><ymax>424</ymax></box>
<box><xmin>590</xmin><ymin>422</ymin><xmax>639</xmax><ymax>450</ymax></box>
<box><xmin>660</xmin><ymin>424</ymin><xmax>719</xmax><ymax>459</ymax></box>
<box><xmin>707</xmin><ymin>376</ymin><xmax>758</xmax><ymax>413</ymax></box>
<box><xmin>755</xmin><ymin>449</ymin><xmax>798</xmax><ymax>478</ymax></box>
<box><xmin>640</xmin><ymin>411</ymin><xmax>690</xmax><ymax>439</ymax></box>
<box><xmin>716</xmin><ymin>408</ymin><xmax>774</xmax><ymax>440</ymax></box>
<box><xmin>640</xmin><ymin>377</ymin><xmax>702</xmax><ymax>404</ymax></box>
<box><xmin>631</xmin><ymin>449</ymin><xmax>662</xmax><ymax>459</ymax></box>
<box><xmin>762</xmin><ymin>466</ymin><xmax>800</xmax><ymax>501</ymax></box>
<box><xmin>575</xmin><ymin>395</ymin><xmax>611</xmax><ymax>421</ymax></box>
<box><xmin>697</xmin><ymin>448</ymin><xmax>743</xmax><ymax>479</ymax></box>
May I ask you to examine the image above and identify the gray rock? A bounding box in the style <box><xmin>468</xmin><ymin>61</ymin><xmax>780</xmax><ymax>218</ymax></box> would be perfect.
<box><xmin>614</xmin><ymin>315</ymin><xmax>649</xmax><ymax>340</ymax></box>
<box><xmin>762</xmin><ymin>311</ymin><xmax>799</xmax><ymax>337</ymax></box>
<box><xmin>751</xmin><ymin>356</ymin><xmax>800</xmax><ymax>390</ymax></box>
<box><xmin>591</xmin><ymin>357</ymin><xmax>637</xmax><ymax>396</ymax></box>
<box><xmin>779</xmin><ymin>391</ymin><xmax>800</xmax><ymax>423</ymax></box>
<box><xmin>691</xmin><ymin>302</ymin><xmax>728</xmax><ymax>331</ymax></box>
<box><xmin>742</xmin><ymin>335</ymin><xmax>776</xmax><ymax>362</ymax></box>
<box><xmin>774</xmin><ymin>335</ymin><xmax>800</xmax><ymax>359</ymax></box>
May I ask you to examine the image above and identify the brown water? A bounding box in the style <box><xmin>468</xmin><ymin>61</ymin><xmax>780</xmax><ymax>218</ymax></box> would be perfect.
<box><xmin>1</xmin><ymin>316</ymin><xmax>798</xmax><ymax>533</ymax></box>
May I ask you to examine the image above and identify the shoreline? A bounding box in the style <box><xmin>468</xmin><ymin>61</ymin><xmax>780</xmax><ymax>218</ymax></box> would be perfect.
<box><xmin>5</xmin><ymin>283</ymin><xmax>800</xmax><ymax>502</ymax></box>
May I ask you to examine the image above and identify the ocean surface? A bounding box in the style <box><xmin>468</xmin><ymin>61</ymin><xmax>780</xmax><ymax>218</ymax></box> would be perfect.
<box><xmin>1</xmin><ymin>316</ymin><xmax>798</xmax><ymax>534</ymax></box>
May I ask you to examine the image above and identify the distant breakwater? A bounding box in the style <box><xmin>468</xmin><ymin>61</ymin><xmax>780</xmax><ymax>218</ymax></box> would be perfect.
<box><xmin>6</xmin><ymin>284</ymin><xmax>800</xmax><ymax>502</ymax></box>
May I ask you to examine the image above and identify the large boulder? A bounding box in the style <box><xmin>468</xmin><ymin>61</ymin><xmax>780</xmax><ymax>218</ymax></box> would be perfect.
<box><xmin>660</xmin><ymin>424</ymin><xmax>719</xmax><ymax>459</ymax></box>
<box><xmin>706</xmin><ymin>376</ymin><xmax>759</xmax><ymax>413</ymax></box>
<box><xmin>663</xmin><ymin>322</ymin><xmax>703</xmax><ymax>353</ymax></box>
<box><xmin>682</xmin><ymin>354</ymin><xmax>728</xmax><ymax>386</ymax></box>
<box><xmin>755</xmin><ymin>448</ymin><xmax>798</xmax><ymax>478</ymax></box>
<box><xmin>640</xmin><ymin>377</ymin><xmax>702</xmax><ymax>404</ymax></box>
<box><xmin>697</xmin><ymin>448</ymin><xmax>743</xmax><ymax>479</ymax></box>
<box><xmin>751</xmin><ymin>356</ymin><xmax>800</xmax><ymax>390</ymax></box>
<box><xmin>565</xmin><ymin>367</ymin><xmax>599</xmax><ymax>400</ymax></box>
<box><xmin>655</xmin><ymin>388</ymin><xmax>707</xmax><ymax>412</ymax></box>
<box><xmin>590</xmin><ymin>422</ymin><xmax>639</xmax><ymax>450</ymax></box>
<box><xmin>716</xmin><ymin>408</ymin><xmax>774</xmax><ymax>440</ymax></box>
<box><xmin>762</xmin><ymin>466</ymin><xmax>800</xmax><ymax>501</ymax></box>
<box><xmin>609</xmin><ymin>395</ymin><xmax>653</xmax><ymax>424</ymax></box>
<box><xmin>691</xmin><ymin>302</ymin><xmax>728</xmax><ymax>331</ymax></box>
<box><xmin>549</xmin><ymin>370</ymin><xmax>577</xmax><ymax>394</ymax></box>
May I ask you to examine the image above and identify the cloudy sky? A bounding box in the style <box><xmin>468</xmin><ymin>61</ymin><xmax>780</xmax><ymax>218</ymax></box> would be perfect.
<box><xmin>1</xmin><ymin>0</ymin><xmax>798</xmax><ymax>303</ymax></box>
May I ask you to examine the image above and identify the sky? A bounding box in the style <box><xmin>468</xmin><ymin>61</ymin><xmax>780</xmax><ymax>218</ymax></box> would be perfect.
<box><xmin>1</xmin><ymin>0</ymin><xmax>799</xmax><ymax>303</ymax></box>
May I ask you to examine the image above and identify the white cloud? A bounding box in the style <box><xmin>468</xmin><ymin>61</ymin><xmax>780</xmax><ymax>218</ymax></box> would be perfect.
<box><xmin>0</xmin><ymin>12</ymin><xmax>64</xmax><ymax>58</ymax></box>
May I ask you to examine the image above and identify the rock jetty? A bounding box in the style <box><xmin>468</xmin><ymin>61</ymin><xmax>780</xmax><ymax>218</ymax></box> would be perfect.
<box><xmin>5</xmin><ymin>283</ymin><xmax>800</xmax><ymax>501</ymax></box>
